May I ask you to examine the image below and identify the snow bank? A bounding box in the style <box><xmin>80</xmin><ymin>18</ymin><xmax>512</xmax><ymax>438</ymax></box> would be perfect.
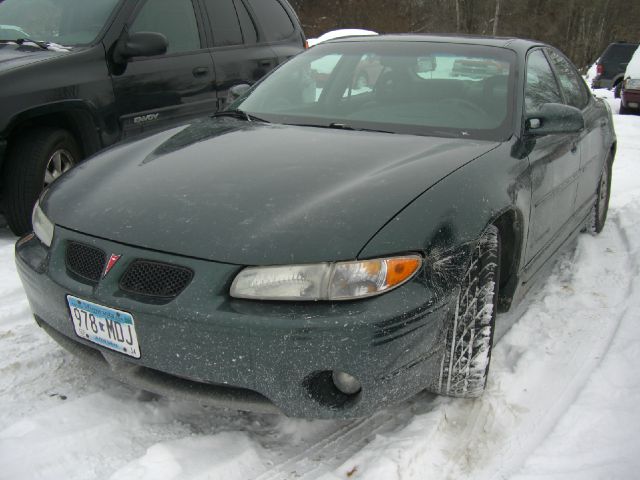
<box><xmin>1</xmin><ymin>91</ymin><xmax>640</xmax><ymax>480</ymax></box>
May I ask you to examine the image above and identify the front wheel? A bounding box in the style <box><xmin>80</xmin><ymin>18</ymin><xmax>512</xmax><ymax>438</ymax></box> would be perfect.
<box><xmin>2</xmin><ymin>128</ymin><xmax>80</xmax><ymax>235</ymax></box>
<box><xmin>433</xmin><ymin>224</ymin><xmax>500</xmax><ymax>398</ymax></box>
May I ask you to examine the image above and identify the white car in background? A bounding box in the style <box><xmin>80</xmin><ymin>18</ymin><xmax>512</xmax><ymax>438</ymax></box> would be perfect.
<box><xmin>620</xmin><ymin>46</ymin><xmax>640</xmax><ymax>114</ymax></box>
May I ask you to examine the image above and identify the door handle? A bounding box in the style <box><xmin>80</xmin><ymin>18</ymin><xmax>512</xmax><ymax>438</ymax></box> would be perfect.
<box><xmin>571</xmin><ymin>143</ymin><xmax>578</xmax><ymax>154</ymax></box>
<box><xmin>192</xmin><ymin>67</ymin><xmax>209</xmax><ymax>77</ymax></box>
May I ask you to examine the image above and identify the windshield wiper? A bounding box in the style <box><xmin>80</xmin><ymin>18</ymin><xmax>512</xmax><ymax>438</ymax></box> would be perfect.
<box><xmin>212</xmin><ymin>109</ymin><xmax>269</xmax><ymax>123</ymax></box>
<box><xmin>284</xmin><ymin>122</ymin><xmax>395</xmax><ymax>134</ymax></box>
<box><xmin>328</xmin><ymin>122</ymin><xmax>395</xmax><ymax>134</ymax></box>
<box><xmin>13</xmin><ymin>38</ymin><xmax>51</xmax><ymax>50</ymax></box>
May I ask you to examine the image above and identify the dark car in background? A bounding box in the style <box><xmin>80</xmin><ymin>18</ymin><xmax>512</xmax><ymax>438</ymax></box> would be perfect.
<box><xmin>0</xmin><ymin>0</ymin><xmax>305</xmax><ymax>235</ymax></box>
<box><xmin>16</xmin><ymin>35</ymin><xmax>615</xmax><ymax>419</ymax></box>
<box><xmin>591</xmin><ymin>41</ymin><xmax>639</xmax><ymax>96</ymax></box>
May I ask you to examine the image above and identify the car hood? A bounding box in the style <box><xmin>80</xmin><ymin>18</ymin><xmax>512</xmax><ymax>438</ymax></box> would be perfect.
<box><xmin>44</xmin><ymin>118</ymin><xmax>500</xmax><ymax>265</ymax></box>
<box><xmin>0</xmin><ymin>43</ymin><xmax>70</xmax><ymax>72</ymax></box>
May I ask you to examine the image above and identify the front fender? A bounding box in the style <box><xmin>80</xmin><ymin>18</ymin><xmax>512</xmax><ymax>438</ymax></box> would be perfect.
<box><xmin>359</xmin><ymin>140</ymin><xmax>531</xmax><ymax>272</ymax></box>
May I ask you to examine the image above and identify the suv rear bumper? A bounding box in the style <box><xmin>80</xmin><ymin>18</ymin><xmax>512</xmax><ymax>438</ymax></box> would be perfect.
<box><xmin>591</xmin><ymin>76</ymin><xmax>615</xmax><ymax>89</ymax></box>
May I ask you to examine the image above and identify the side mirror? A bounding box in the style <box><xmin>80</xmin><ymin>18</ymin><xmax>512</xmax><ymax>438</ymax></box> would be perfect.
<box><xmin>113</xmin><ymin>32</ymin><xmax>168</xmax><ymax>63</ymax></box>
<box><xmin>229</xmin><ymin>83</ymin><xmax>251</xmax><ymax>102</ymax></box>
<box><xmin>525</xmin><ymin>103</ymin><xmax>584</xmax><ymax>136</ymax></box>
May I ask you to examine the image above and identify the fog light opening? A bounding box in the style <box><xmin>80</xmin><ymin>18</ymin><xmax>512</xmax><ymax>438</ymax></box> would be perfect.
<box><xmin>332</xmin><ymin>371</ymin><xmax>362</xmax><ymax>395</ymax></box>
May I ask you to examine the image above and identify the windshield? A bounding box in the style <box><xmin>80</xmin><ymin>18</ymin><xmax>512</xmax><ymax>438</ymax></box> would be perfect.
<box><xmin>236</xmin><ymin>41</ymin><xmax>516</xmax><ymax>140</ymax></box>
<box><xmin>0</xmin><ymin>0</ymin><xmax>120</xmax><ymax>46</ymax></box>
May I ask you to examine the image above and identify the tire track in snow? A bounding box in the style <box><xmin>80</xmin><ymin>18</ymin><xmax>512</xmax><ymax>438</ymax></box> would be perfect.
<box><xmin>255</xmin><ymin>397</ymin><xmax>439</xmax><ymax>480</ymax></box>
<box><xmin>297</xmin><ymin>212</ymin><xmax>634</xmax><ymax>480</ymax></box>
<box><xmin>416</xmin><ymin>215</ymin><xmax>634</xmax><ymax>480</ymax></box>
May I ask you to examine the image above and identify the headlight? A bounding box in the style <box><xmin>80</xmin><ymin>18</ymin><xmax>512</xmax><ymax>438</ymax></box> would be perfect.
<box><xmin>230</xmin><ymin>255</ymin><xmax>422</xmax><ymax>301</ymax></box>
<box><xmin>32</xmin><ymin>200</ymin><xmax>54</xmax><ymax>247</ymax></box>
<box><xmin>625</xmin><ymin>79</ymin><xmax>640</xmax><ymax>90</ymax></box>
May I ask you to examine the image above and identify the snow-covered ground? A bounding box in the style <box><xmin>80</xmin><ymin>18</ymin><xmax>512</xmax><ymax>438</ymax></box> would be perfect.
<box><xmin>1</xmin><ymin>90</ymin><xmax>639</xmax><ymax>480</ymax></box>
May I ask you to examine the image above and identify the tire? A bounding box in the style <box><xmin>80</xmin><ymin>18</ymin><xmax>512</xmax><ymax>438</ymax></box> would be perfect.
<box><xmin>589</xmin><ymin>156</ymin><xmax>612</xmax><ymax>235</ymax></box>
<box><xmin>2</xmin><ymin>128</ymin><xmax>80</xmax><ymax>235</ymax></box>
<box><xmin>614</xmin><ymin>82</ymin><xmax>622</xmax><ymax>99</ymax></box>
<box><xmin>434</xmin><ymin>224</ymin><xmax>500</xmax><ymax>398</ymax></box>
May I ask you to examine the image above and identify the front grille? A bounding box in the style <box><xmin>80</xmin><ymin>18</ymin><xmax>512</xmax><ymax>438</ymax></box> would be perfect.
<box><xmin>66</xmin><ymin>242</ymin><xmax>106</xmax><ymax>282</ymax></box>
<box><xmin>120</xmin><ymin>260</ymin><xmax>193</xmax><ymax>298</ymax></box>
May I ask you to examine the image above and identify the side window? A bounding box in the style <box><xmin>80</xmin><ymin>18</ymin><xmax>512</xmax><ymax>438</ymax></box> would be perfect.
<box><xmin>235</xmin><ymin>0</ymin><xmax>257</xmax><ymax>44</ymax></box>
<box><xmin>546</xmin><ymin>49</ymin><xmax>590</xmax><ymax>110</ymax></box>
<box><xmin>130</xmin><ymin>0</ymin><xmax>200</xmax><ymax>54</ymax></box>
<box><xmin>246</xmin><ymin>0</ymin><xmax>294</xmax><ymax>42</ymax></box>
<box><xmin>525</xmin><ymin>49</ymin><xmax>562</xmax><ymax>113</ymax></box>
<box><xmin>202</xmin><ymin>0</ymin><xmax>242</xmax><ymax>47</ymax></box>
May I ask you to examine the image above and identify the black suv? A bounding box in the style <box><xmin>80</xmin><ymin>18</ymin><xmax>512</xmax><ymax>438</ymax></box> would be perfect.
<box><xmin>591</xmin><ymin>41</ymin><xmax>639</xmax><ymax>96</ymax></box>
<box><xmin>0</xmin><ymin>0</ymin><xmax>305</xmax><ymax>235</ymax></box>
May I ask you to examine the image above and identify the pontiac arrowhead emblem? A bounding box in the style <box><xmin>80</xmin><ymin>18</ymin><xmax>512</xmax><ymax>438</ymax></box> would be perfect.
<box><xmin>103</xmin><ymin>254</ymin><xmax>122</xmax><ymax>278</ymax></box>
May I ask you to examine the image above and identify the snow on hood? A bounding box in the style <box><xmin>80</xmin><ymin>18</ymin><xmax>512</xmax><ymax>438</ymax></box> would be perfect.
<box><xmin>307</xmin><ymin>29</ymin><xmax>378</xmax><ymax>47</ymax></box>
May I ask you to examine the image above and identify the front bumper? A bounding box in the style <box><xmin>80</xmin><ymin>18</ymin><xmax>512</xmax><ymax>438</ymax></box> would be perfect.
<box><xmin>622</xmin><ymin>89</ymin><xmax>640</xmax><ymax>109</ymax></box>
<box><xmin>16</xmin><ymin>227</ymin><xmax>452</xmax><ymax>419</ymax></box>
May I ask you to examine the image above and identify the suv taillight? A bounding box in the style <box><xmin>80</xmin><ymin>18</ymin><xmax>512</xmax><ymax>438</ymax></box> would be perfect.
<box><xmin>596</xmin><ymin>63</ymin><xmax>604</xmax><ymax>75</ymax></box>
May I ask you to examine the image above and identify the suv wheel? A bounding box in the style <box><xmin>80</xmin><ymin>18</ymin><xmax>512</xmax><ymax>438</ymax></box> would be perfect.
<box><xmin>2</xmin><ymin>128</ymin><xmax>80</xmax><ymax>235</ymax></box>
<box><xmin>614</xmin><ymin>81</ymin><xmax>622</xmax><ymax>98</ymax></box>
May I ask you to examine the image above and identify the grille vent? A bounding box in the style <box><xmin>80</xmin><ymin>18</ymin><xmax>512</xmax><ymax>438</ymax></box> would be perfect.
<box><xmin>66</xmin><ymin>242</ymin><xmax>106</xmax><ymax>282</ymax></box>
<box><xmin>120</xmin><ymin>260</ymin><xmax>193</xmax><ymax>298</ymax></box>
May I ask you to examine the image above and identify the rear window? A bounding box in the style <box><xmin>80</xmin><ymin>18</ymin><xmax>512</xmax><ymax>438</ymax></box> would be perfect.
<box><xmin>246</xmin><ymin>0</ymin><xmax>294</xmax><ymax>42</ymax></box>
<box><xmin>603</xmin><ymin>44</ymin><xmax>638</xmax><ymax>66</ymax></box>
<box><xmin>203</xmin><ymin>0</ymin><xmax>242</xmax><ymax>46</ymax></box>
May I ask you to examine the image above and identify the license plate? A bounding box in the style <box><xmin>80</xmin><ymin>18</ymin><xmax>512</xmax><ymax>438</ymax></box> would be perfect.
<box><xmin>67</xmin><ymin>295</ymin><xmax>141</xmax><ymax>358</ymax></box>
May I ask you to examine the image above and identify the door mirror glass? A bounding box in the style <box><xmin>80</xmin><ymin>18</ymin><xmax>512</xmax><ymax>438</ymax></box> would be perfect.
<box><xmin>525</xmin><ymin>103</ymin><xmax>584</xmax><ymax>135</ymax></box>
<box><xmin>113</xmin><ymin>32</ymin><xmax>168</xmax><ymax>63</ymax></box>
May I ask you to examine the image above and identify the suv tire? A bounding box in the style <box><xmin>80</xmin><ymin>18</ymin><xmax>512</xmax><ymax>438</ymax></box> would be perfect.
<box><xmin>2</xmin><ymin>128</ymin><xmax>80</xmax><ymax>235</ymax></box>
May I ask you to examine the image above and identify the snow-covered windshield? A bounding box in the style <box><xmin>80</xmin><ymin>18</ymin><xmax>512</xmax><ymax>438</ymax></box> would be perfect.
<box><xmin>236</xmin><ymin>41</ymin><xmax>516</xmax><ymax>140</ymax></box>
<box><xmin>0</xmin><ymin>0</ymin><xmax>120</xmax><ymax>46</ymax></box>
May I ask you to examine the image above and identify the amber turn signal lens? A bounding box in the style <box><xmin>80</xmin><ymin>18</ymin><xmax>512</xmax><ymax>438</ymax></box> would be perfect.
<box><xmin>384</xmin><ymin>257</ymin><xmax>422</xmax><ymax>288</ymax></box>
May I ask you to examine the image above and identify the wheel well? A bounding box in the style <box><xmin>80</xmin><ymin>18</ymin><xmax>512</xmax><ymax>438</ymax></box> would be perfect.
<box><xmin>492</xmin><ymin>210</ymin><xmax>522</xmax><ymax>313</ymax></box>
<box><xmin>610</xmin><ymin>142</ymin><xmax>617</xmax><ymax>163</ymax></box>
<box><xmin>6</xmin><ymin>110</ymin><xmax>101</xmax><ymax>161</ymax></box>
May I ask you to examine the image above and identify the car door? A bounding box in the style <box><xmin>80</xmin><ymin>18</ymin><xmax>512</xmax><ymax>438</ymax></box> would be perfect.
<box><xmin>545</xmin><ymin>47</ymin><xmax>609</xmax><ymax>217</ymax></box>
<box><xmin>111</xmin><ymin>0</ymin><xmax>217</xmax><ymax>138</ymax></box>
<box><xmin>198</xmin><ymin>0</ymin><xmax>280</xmax><ymax>110</ymax></box>
<box><xmin>523</xmin><ymin>48</ymin><xmax>582</xmax><ymax>267</ymax></box>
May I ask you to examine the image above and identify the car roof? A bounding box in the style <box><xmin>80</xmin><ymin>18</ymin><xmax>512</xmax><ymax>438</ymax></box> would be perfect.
<box><xmin>327</xmin><ymin>33</ymin><xmax>546</xmax><ymax>54</ymax></box>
